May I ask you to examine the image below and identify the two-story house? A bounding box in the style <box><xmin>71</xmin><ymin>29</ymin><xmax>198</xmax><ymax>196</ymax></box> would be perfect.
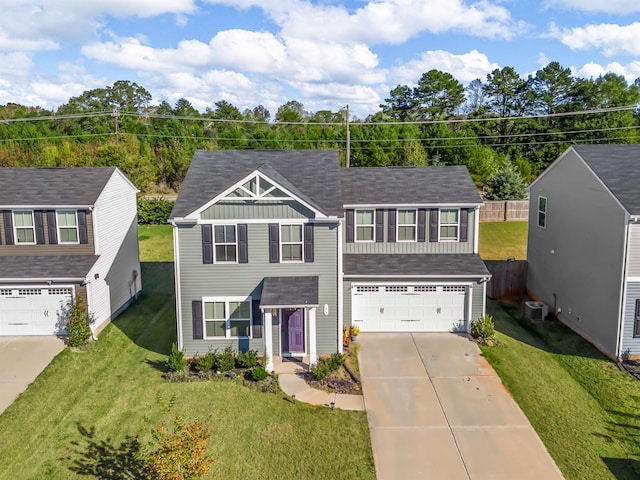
<box><xmin>0</xmin><ymin>167</ymin><xmax>142</xmax><ymax>337</ymax></box>
<box><xmin>170</xmin><ymin>150</ymin><xmax>490</xmax><ymax>370</ymax></box>
<box><xmin>528</xmin><ymin>144</ymin><xmax>640</xmax><ymax>360</ymax></box>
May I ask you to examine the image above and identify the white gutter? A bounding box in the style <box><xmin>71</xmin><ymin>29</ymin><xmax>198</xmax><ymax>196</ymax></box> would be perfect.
<box><xmin>616</xmin><ymin>215</ymin><xmax>632</xmax><ymax>359</ymax></box>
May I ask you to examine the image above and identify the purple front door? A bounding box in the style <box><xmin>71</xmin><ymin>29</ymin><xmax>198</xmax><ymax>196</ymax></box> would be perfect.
<box><xmin>282</xmin><ymin>308</ymin><xmax>305</xmax><ymax>353</ymax></box>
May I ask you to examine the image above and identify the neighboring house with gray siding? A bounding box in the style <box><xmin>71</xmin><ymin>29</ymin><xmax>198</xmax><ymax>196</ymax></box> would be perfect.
<box><xmin>0</xmin><ymin>167</ymin><xmax>142</xmax><ymax>337</ymax></box>
<box><xmin>171</xmin><ymin>150</ymin><xmax>490</xmax><ymax>370</ymax></box>
<box><xmin>527</xmin><ymin>144</ymin><xmax>640</xmax><ymax>360</ymax></box>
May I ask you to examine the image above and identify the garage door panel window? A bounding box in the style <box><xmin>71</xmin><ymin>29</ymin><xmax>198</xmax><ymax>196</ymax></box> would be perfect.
<box><xmin>203</xmin><ymin>298</ymin><xmax>252</xmax><ymax>338</ymax></box>
<box><xmin>57</xmin><ymin>210</ymin><xmax>79</xmax><ymax>244</ymax></box>
<box><xmin>14</xmin><ymin>211</ymin><xmax>35</xmax><ymax>244</ymax></box>
<box><xmin>397</xmin><ymin>209</ymin><xmax>417</xmax><ymax>242</ymax></box>
<box><xmin>439</xmin><ymin>209</ymin><xmax>459</xmax><ymax>241</ymax></box>
<box><xmin>355</xmin><ymin>209</ymin><xmax>375</xmax><ymax>242</ymax></box>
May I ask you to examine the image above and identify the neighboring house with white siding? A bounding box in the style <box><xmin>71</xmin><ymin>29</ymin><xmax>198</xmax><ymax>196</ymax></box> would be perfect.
<box><xmin>527</xmin><ymin>144</ymin><xmax>640</xmax><ymax>360</ymax></box>
<box><xmin>170</xmin><ymin>150</ymin><xmax>490</xmax><ymax>370</ymax></box>
<box><xmin>0</xmin><ymin>167</ymin><xmax>141</xmax><ymax>337</ymax></box>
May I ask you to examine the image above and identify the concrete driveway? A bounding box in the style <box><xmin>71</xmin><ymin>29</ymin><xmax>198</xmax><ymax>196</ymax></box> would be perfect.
<box><xmin>359</xmin><ymin>333</ymin><xmax>564</xmax><ymax>480</ymax></box>
<box><xmin>0</xmin><ymin>336</ymin><xmax>65</xmax><ymax>415</ymax></box>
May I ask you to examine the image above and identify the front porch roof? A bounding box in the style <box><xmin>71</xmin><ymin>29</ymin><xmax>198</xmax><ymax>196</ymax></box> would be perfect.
<box><xmin>343</xmin><ymin>253</ymin><xmax>491</xmax><ymax>278</ymax></box>
<box><xmin>260</xmin><ymin>276</ymin><xmax>319</xmax><ymax>308</ymax></box>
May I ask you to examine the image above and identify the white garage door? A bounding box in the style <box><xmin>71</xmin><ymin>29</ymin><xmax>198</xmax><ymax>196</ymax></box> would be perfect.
<box><xmin>352</xmin><ymin>284</ymin><xmax>467</xmax><ymax>332</ymax></box>
<box><xmin>0</xmin><ymin>287</ymin><xmax>73</xmax><ymax>336</ymax></box>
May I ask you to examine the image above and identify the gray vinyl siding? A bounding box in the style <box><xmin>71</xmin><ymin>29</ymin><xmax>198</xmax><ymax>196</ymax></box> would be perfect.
<box><xmin>200</xmin><ymin>201</ymin><xmax>314</xmax><ymax>220</ymax></box>
<box><xmin>626</xmin><ymin>224</ymin><xmax>640</xmax><ymax>277</ymax></box>
<box><xmin>0</xmin><ymin>210</ymin><xmax>95</xmax><ymax>256</ymax></box>
<box><xmin>178</xmin><ymin>222</ymin><xmax>338</xmax><ymax>356</ymax></box>
<box><xmin>343</xmin><ymin>276</ymin><xmax>484</xmax><ymax>329</ymax></box>
<box><xmin>343</xmin><ymin>208</ymin><xmax>475</xmax><ymax>254</ymax></box>
<box><xmin>527</xmin><ymin>149</ymin><xmax>626</xmax><ymax>358</ymax></box>
<box><xmin>621</xmin><ymin>282</ymin><xmax>640</xmax><ymax>357</ymax></box>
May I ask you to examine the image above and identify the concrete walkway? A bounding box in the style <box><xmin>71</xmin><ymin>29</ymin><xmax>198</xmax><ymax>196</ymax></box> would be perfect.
<box><xmin>274</xmin><ymin>357</ymin><xmax>365</xmax><ymax>411</ymax></box>
<box><xmin>359</xmin><ymin>333</ymin><xmax>564</xmax><ymax>480</ymax></box>
<box><xmin>0</xmin><ymin>336</ymin><xmax>65</xmax><ymax>415</ymax></box>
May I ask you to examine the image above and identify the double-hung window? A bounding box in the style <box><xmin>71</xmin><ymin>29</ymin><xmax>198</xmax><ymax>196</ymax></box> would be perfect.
<box><xmin>203</xmin><ymin>297</ymin><xmax>252</xmax><ymax>338</ymax></box>
<box><xmin>439</xmin><ymin>209</ymin><xmax>459</xmax><ymax>241</ymax></box>
<box><xmin>397</xmin><ymin>209</ymin><xmax>417</xmax><ymax>242</ymax></box>
<box><xmin>57</xmin><ymin>210</ymin><xmax>79</xmax><ymax>243</ymax></box>
<box><xmin>13</xmin><ymin>211</ymin><xmax>35</xmax><ymax>244</ymax></box>
<box><xmin>281</xmin><ymin>224</ymin><xmax>303</xmax><ymax>262</ymax></box>
<box><xmin>355</xmin><ymin>209</ymin><xmax>375</xmax><ymax>242</ymax></box>
<box><xmin>537</xmin><ymin>196</ymin><xmax>547</xmax><ymax>228</ymax></box>
<box><xmin>214</xmin><ymin>225</ymin><xmax>237</xmax><ymax>262</ymax></box>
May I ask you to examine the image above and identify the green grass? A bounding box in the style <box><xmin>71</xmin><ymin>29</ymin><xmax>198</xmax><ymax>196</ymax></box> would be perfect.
<box><xmin>479</xmin><ymin>221</ymin><xmax>528</xmax><ymax>260</ymax></box>
<box><xmin>0</xmin><ymin>263</ymin><xmax>375</xmax><ymax>479</ymax></box>
<box><xmin>482</xmin><ymin>300</ymin><xmax>640</xmax><ymax>480</ymax></box>
<box><xmin>138</xmin><ymin>224</ymin><xmax>173</xmax><ymax>262</ymax></box>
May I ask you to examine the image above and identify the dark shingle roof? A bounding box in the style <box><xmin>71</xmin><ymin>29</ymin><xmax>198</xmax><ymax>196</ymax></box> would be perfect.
<box><xmin>171</xmin><ymin>150</ymin><xmax>343</xmax><ymax>218</ymax></box>
<box><xmin>0</xmin><ymin>255</ymin><xmax>99</xmax><ymax>280</ymax></box>
<box><xmin>344</xmin><ymin>254</ymin><xmax>490</xmax><ymax>277</ymax></box>
<box><xmin>260</xmin><ymin>276</ymin><xmax>319</xmax><ymax>307</ymax></box>
<box><xmin>340</xmin><ymin>166</ymin><xmax>482</xmax><ymax>206</ymax></box>
<box><xmin>0</xmin><ymin>167</ymin><xmax>117</xmax><ymax>206</ymax></box>
<box><xmin>572</xmin><ymin>144</ymin><xmax>640</xmax><ymax>215</ymax></box>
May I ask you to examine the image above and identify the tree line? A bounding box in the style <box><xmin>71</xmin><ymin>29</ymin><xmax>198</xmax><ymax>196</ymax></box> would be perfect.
<box><xmin>0</xmin><ymin>62</ymin><xmax>638</xmax><ymax>199</ymax></box>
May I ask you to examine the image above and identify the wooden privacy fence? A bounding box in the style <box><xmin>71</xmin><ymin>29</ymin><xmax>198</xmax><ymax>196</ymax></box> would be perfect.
<box><xmin>485</xmin><ymin>260</ymin><xmax>528</xmax><ymax>299</ymax></box>
<box><xmin>480</xmin><ymin>200</ymin><xmax>529</xmax><ymax>222</ymax></box>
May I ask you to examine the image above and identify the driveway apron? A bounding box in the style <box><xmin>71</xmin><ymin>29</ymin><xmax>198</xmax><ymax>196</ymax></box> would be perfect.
<box><xmin>359</xmin><ymin>333</ymin><xmax>564</xmax><ymax>480</ymax></box>
<box><xmin>0</xmin><ymin>336</ymin><xmax>65</xmax><ymax>415</ymax></box>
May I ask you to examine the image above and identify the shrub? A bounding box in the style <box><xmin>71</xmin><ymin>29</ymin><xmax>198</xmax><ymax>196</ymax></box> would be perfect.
<box><xmin>65</xmin><ymin>293</ymin><xmax>95</xmax><ymax>348</ymax></box>
<box><xmin>194</xmin><ymin>351</ymin><xmax>216</xmax><ymax>373</ymax></box>
<box><xmin>311</xmin><ymin>361</ymin><xmax>332</xmax><ymax>381</ymax></box>
<box><xmin>137</xmin><ymin>197</ymin><xmax>175</xmax><ymax>225</ymax></box>
<box><xmin>327</xmin><ymin>353</ymin><xmax>345</xmax><ymax>371</ymax></box>
<box><xmin>236</xmin><ymin>350</ymin><xmax>258</xmax><ymax>368</ymax></box>
<box><xmin>251</xmin><ymin>365</ymin><xmax>269</xmax><ymax>381</ymax></box>
<box><xmin>136</xmin><ymin>416</ymin><xmax>213</xmax><ymax>480</ymax></box>
<box><xmin>471</xmin><ymin>314</ymin><xmax>496</xmax><ymax>342</ymax></box>
<box><xmin>214</xmin><ymin>345</ymin><xmax>236</xmax><ymax>372</ymax></box>
<box><xmin>166</xmin><ymin>343</ymin><xmax>188</xmax><ymax>372</ymax></box>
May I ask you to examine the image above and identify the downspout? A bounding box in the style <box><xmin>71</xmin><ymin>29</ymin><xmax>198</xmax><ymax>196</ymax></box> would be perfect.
<box><xmin>171</xmin><ymin>222</ymin><xmax>184</xmax><ymax>351</ymax></box>
<box><xmin>616</xmin><ymin>216</ymin><xmax>633</xmax><ymax>359</ymax></box>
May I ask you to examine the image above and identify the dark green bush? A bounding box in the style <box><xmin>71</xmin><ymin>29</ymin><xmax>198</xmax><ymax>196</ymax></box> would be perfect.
<box><xmin>251</xmin><ymin>365</ymin><xmax>269</xmax><ymax>381</ymax></box>
<box><xmin>236</xmin><ymin>350</ymin><xmax>258</xmax><ymax>368</ymax></box>
<box><xmin>194</xmin><ymin>351</ymin><xmax>216</xmax><ymax>372</ymax></box>
<box><xmin>327</xmin><ymin>353</ymin><xmax>345</xmax><ymax>371</ymax></box>
<box><xmin>214</xmin><ymin>345</ymin><xmax>236</xmax><ymax>372</ymax></box>
<box><xmin>65</xmin><ymin>293</ymin><xmax>95</xmax><ymax>348</ymax></box>
<box><xmin>310</xmin><ymin>361</ymin><xmax>332</xmax><ymax>381</ymax></box>
<box><xmin>166</xmin><ymin>343</ymin><xmax>188</xmax><ymax>372</ymax></box>
<box><xmin>137</xmin><ymin>197</ymin><xmax>175</xmax><ymax>224</ymax></box>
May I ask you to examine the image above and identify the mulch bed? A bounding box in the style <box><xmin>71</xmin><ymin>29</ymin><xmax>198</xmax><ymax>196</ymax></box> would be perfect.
<box><xmin>303</xmin><ymin>366</ymin><xmax>362</xmax><ymax>395</ymax></box>
<box><xmin>622</xmin><ymin>360</ymin><xmax>640</xmax><ymax>381</ymax></box>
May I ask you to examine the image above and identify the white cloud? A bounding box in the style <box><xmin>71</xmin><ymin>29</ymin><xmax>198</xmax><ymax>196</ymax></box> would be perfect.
<box><xmin>548</xmin><ymin>22</ymin><xmax>640</xmax><ymax>56</ymax></box>
<box><xmin>575</xmin><ymin>61</ymin><xmax>640</xmax><ymax>83</ymax></box>
<box><xmin>0</xmin><ymin>52</ymin><xmax>34</xmax><ymax>76</ymax></box>
<box><xmin>203</xmin><ymin>0</ymin><xmax>526</xmax><ymax>42</ymax></box>
<box><xmin>391</xmin><ymin>50</ymin><xmax>500</xmax><ymax>85</ymax></box>
<box><xmin>543</xmin><ymin>0</ymin><xmax>640</xmax><ymax>14</ymax></box>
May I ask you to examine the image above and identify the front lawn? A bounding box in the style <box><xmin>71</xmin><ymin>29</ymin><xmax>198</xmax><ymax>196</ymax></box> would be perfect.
<box><xmin>483</xmin><ymin>300</ymin><xmax>640</xmax><ymax>480</ymax></box>
<box><xmin>479</xmin><ymin>221</ymin><xmax>528</xmax><ymax>260</ymax></box>
<box><xmin>0</xmin><ymin>262</ymin><xmax>375</xmax><ymax>479</ymax></box>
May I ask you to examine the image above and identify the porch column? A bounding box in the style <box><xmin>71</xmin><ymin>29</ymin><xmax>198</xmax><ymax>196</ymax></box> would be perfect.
<box><xmin>263</xmin><ymin>309</ymin><xmax>274</xmax><ymax>372</ymax></box>
<box><xmin>308</xmin><ymin>307</ymin><xmax>317</xmax><ymax>367</ymax></box>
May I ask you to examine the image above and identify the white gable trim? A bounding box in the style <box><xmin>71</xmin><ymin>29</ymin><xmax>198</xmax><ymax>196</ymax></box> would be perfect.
<box><xmin>185</xmin><ymin>170</ymin><xmax>327</xmax><ymax>220</ymax></box>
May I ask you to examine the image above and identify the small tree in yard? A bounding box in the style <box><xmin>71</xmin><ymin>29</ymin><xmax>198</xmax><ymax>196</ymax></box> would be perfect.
<box><xmin>471</xmin><ymin>314</ymin><xmax>496</xmax><ymax>344</ymax></box>
<box><xmin>484</xmin><ymin>160</ymin><xmax>527</xmax><ymax>200</ymax></box>
<box><xmin>136</xmin><ymin>416</ymin><xmax>213</xmax><ymax>480</ymax></box>
<box><xmin>65</xmin><ymin>293</ymin><xmax>95</xmax><ymax>348</ymax></box>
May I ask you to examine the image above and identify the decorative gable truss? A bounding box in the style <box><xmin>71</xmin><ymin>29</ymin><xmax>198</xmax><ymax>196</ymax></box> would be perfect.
<box><xmin>225</xmin><ymin>174</ymin><xmax>289</xmax><ymax>200</ymax></box>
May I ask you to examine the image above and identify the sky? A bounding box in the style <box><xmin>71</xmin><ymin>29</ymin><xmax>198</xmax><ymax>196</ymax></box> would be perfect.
<box><xmin>1</xmin><ymin>0</ymin><xmax>640</xmax><ymax>119</ymax></box>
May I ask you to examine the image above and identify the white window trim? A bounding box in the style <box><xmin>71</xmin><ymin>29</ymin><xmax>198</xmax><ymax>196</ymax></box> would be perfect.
<box><xmin>202</xmin><ymin>296</ymin><xmax>252</xmax><ymax>339</ymax></box>
<box><xmin>213</xmin><ymin>224</ymin><xmax>238</xmax><ymax>264</ymax></box>
<box><xmin>537</xmin><ymin>196</ymin><xmax>547</xmax><ymax>229</ymax></box>
<box><xmin>355</xmin><ymin>208</ymin><xmax>375</xmax><ymax>243</ymax></box>
<box><xmin>280</xmin><ymin>224</ymin><xmax>304</xmax><ymax>263</ymax></box>
<box><xmin>438</xmin><ymin>208</ymin><xmax>460</xmax><ymax>242</ymax></box>
<box><xmin>56</xmin><ymin>209</ymin><xmax>79</xmax><ymax>245</ymax></box>
<box><xmin>396</xmin><ymin>208</ymin><xmax>417</xmax><ymax>242</ymax></box>
<box><xmin>13</xmin><ymin>210</ymin><xmax>36</xmax><ymax>245</ymax></box>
